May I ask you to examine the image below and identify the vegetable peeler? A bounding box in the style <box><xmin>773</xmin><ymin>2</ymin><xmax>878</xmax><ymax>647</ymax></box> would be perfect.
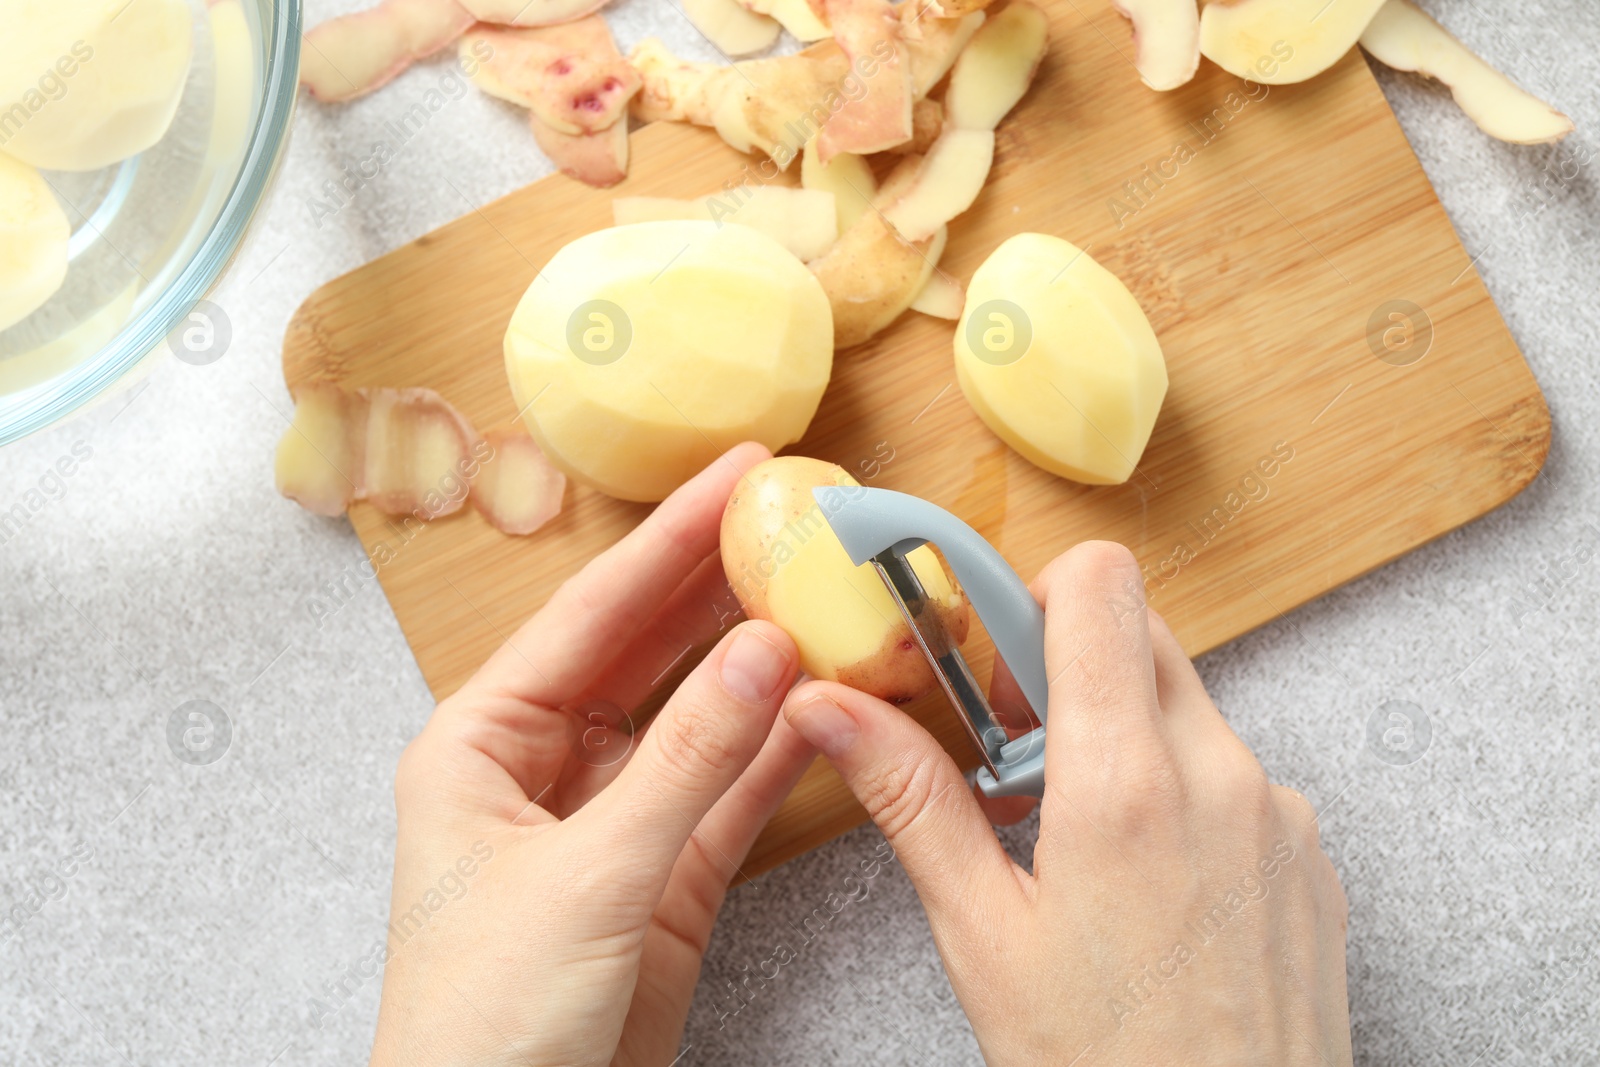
<box><xmin>812</xmin><ymin>485</ymin><xmax>1049</xmax><ymax>799</ymax></box>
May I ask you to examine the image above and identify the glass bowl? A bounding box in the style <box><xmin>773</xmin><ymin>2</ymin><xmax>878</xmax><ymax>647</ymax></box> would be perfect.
<box><xmin>0</xmin><ymin>0</ymin><xmax>299</xmax><ymax>446</ymax></box>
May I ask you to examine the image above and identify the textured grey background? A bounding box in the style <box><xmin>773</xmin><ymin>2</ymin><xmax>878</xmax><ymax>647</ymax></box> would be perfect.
<box><xmin>2</xmin><ymin>0</ymin><xmax>1597</xmax><ymax>1063</ymax></box>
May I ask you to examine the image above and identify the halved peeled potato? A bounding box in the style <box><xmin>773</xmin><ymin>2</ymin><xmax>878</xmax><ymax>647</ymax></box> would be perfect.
<box><xmin>0</xmin><ymin>155</ymin><xmax>70</xmax><ymax>332</ymax></box>
<box><xmin>955</xmin><ymin>233</ymin><xmax>1167</xmax><ymax>485</ymax></box>
<box><xmin>721</xmin><ymin>456</ymin><xmax>969</xmax><ymax>703</ymax></box>
<box><xmin>505</xmin><ymin>221</ymin><xmax>834</xmax><ymax>502</ymax></box>
<box><xmin>0</xmin><ymin>0</ymin><xmax>193</xmax><ymax>170</ymax></box>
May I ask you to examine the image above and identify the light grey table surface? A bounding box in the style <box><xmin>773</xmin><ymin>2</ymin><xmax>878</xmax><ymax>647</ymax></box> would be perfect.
<box><xmin>2</xmin><ymin>1</ymin><xmax>1597</xmax><ymax>1063</ymax></box>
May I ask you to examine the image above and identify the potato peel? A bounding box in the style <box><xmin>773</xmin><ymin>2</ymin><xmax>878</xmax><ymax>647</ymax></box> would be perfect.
<box><xmin>300</xmin><ymin>0</ymin><xmax>474</xmax><ymax>103</ymax></box>
<box><xmin>276</xmin><ymin>385</ymin><xmax>496</xmax><ymax>522</ymax></box>
<box><xmin>800</xmin><ymin>146</ymin><xmax>877</xmax><ymax>234</ymax></box>
<box><xmin>944</xmin><ymin>1</ymin><xmax>1048</xmax><ymax>131</ymax></box>
<box><xmin>364</xmin><ymin>388</ymin><xmax>479</xmax><ymax>517</ymax></box>
<box><xmin>628</xmin><ymin>16</ymin><xmax>976</xmax><ymax>167</ymax></box>
<box><xmin>880</xmin><ymin>127</ymin><xmax>994</xmax><ymax>243</ymax></box>
<box><xmin>459</xmin><ymin>0</ymin><xmax>609</xmax><ymax>27</ymax></box>
<box><xmin>910</xmin><ymin>270</ymin><xmax>964</xmax><ymax>319</ymax></box>
<box><xmin>628</xmin><ymin>39</ymin><xmax>736</xmax><ymax>124</ymax></box>
<box><xmin>898</xmin><ymin>97</ymin><xmax>946</xmax><ymax>155</ymax></box>
<box><xmin>1110</xmin><ymin>0</ymin><xmax>1200</xmax><ymax>91</ymax></box>
<box><xmin>471</xmin><ymin>428</ymin><xmax>567</xmax><ymax>535</ymax></box>
<box><xmin>684</xmin><ymin>0</ymin><xmax>782</xmax><ymax>57</ymax></box>
<box><xmin>612</xmin><ymin>187</ymin><xmax>838</xmax><ymax>261</ymax></box>
<box><xmin>1359</xmin><ymin>0</ymin><xmax>1572</xmax><ymax>144</ymax></box>
<box><xmin>714</xmin><ymin>51</ymin><xmax>855</xmax><ymax>163</ymax></box>
<box><xmin>920</xmin><ymin>0</ymin><xmax>995</xmax><ymax>18</ymax></box>
<box><xmin>532</xmin><ymin>115</ymin><xmax>631</xmax><ymax>187</ymax></box>
<box><xmin>274</xmin><ymin>385</ymin><xmax>370</xmax><ymax>517</ymax></box>
<box><xmin>461</xmin><ymin>18</ymin><xmax>640</xmax><ymax>136</ymax></box>
<box><xmin>900</xmin><ymin>3</ymin><xmax>986</xmax><ymax>96</ymax></box>
<box><xmin>1199</xmin><ymin>0</ymin><xmax>1386</xmax><ymax>85</ymax></box>
<box><xmin>811</xmin><ymin>213</ymin><xmax>947</xmax><ymax>348</ymax></box>
<box><xmin>815</xmin><ymin>0</ymin><xmax>915</xmax><ymax>162</ymax></box>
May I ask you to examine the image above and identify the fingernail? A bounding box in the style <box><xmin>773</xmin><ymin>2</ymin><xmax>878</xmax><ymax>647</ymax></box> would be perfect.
<box><xmin>785</xmin><ymin>693</ymin><xmax>859</xmax><ymax>759</ymax></box>
<box><xmin>721</xmin><ymin>628</ymin><xmax>790</xmax><ymax>703</ymax></box>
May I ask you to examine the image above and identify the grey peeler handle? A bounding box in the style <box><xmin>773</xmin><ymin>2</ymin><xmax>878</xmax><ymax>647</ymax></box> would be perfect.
<box><xmin>812</xmin><ymin>486</ymin><xmax>1050</xmax><ymax>798</ymax></box>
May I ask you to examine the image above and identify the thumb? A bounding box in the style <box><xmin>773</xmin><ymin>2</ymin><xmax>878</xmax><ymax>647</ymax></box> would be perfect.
<box><xmin>783</xmin><ymin>680</ymin><xmax>1025</xmax><ymax>922</ymax></box>
<box><xmin>575</xmin><ymin>621</ymin><xmax>800</xmax><ymax>884</ymax></box>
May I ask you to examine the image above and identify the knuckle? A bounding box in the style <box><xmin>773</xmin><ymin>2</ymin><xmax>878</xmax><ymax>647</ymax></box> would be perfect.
<box><xmin>858</xmin><ymin>751</ymin><xmax>950</xmax><ymax>842</ymax></box>
<box><xmin>654</xmin><ymin>700</ymin><xmax>743</xmax><ymax>780</ymax></box>
<box><xmin>1068</xmin><ymin>540</ymin><xmax>1141</xmax><ymax>587</ymax></box>
<box><xmin>1099</xmin><ymin>742</ymin><xmax>1186</xmax><ymax>834</ymax></box>
<box><xmin>1036</xmin><ymin>540</ymin><xmax>1137</xmax><ymax>600</ymax></box>
<box><xmin>1215</xmin><ymin>745</ymin><xmax>1273</xmax><ymax>817</ymax></box>
<box><xmin>1273</xmin><ymin>784</ymin><xmax>1321</xmax><ymax>843</ymax></box>
<box><xmin>1302</xmin><ymin>843</ymin><xmax>1349</xmax><ymax>934</ymax></box>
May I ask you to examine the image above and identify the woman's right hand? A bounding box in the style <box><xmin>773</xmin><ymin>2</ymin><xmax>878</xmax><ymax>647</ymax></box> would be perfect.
<box><xmin>782</xmin><ymin>541</ymin><xmax>1353</xmax><ymax>1066</ymax></box>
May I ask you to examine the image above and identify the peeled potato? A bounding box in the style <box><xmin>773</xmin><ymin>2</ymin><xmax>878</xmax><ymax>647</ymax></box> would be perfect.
<box><xmin>0</xmin><ymin>0</ymin><xmax>193</xmax><ymax>171</ymax></box>
<box><xmin>505</xmin><ymin>221</ymin><xmax>834</xmax><ymax>502</ymax></box>
<box><xmin>955</xmin><ymin>233</ymin><xmax>1167</xmax><ymax>485</ymax></box>
<box><xmin>721</xmin><ymin>456</ymin><xmax>969</xmax><ymax>703</ymax></box>
<box><xmin>0</xmin><ymin>154</ymin><xmax>70</xmax><ymax>331</ymax></box>
<box><xmin>206</xmin><ymin>0</ymin><xmax>255</xmax><ymax>165</ymax></box>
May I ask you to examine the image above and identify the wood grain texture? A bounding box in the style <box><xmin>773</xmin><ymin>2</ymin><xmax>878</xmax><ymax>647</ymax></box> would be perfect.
<box><xmin>282</xmin><ymin>1</ymin><xmax>1550</xmax><ymax>876</ymax></box>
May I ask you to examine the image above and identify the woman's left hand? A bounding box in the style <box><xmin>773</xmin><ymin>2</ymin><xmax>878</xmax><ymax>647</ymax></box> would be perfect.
<box><xmin>369</xmin><ymin>442</ymin><xmax>814</xmax><ymax>1067</ymax></box>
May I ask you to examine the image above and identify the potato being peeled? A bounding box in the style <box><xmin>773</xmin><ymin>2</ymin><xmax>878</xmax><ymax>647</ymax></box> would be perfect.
<box><xmin>506</xmin><ymin>221</ymin><xmax>834</xmax><ymax>502</ymax></box>
<box><xmin>721</xmin><ymin>456</ymin><xmax>969</xmax><ymax>703</ymax></box>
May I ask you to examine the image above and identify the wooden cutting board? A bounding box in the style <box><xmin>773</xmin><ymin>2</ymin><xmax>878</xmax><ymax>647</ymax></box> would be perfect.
<box><xmin>283</xmin><ymin>3</ymin><xmax>1549</xmax><ymax>875</ymax></box>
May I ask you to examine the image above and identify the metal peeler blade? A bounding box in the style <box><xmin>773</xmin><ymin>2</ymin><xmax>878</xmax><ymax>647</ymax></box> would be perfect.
<box><xmin>813</xmin><ymin>484</ymin><xmax>1049</xmax><ymax>799</ymax></box>
<box><xmin>868</xmin><ymin>551</ymin><xmax>1010</xmax><ymax>781</ymax></box>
